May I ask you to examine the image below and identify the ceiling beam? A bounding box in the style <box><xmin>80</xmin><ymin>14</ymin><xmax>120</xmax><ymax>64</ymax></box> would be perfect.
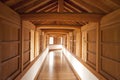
<box><xmin>58</xmin><ymin>0</ymin><xmax>64</xmax><ymax>12</ymax></box>
<box><xmin>36</xmin><ymin>24</ymin><xmax>81</xmax><ymax>30</ymax></box>
<box><xmin>21</xmin><ymin>13</ymin><xmax>103</xmax><ymax>22</ymax></box>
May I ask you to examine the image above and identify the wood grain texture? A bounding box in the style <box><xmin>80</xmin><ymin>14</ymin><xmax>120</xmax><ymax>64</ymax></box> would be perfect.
<box><xmin>0</xmin><ymin>2</ymin><xmax>21</xmax><ymax>80</ymax></box>
<box><xmin>100</xmin><ymin>9</ymin><xmax>120</xmax><ymax>80</ymax></box>
<box><xmin>36</xmin><ymin>50</ymin><xmax>78</xmax><ymax>80</ymax></box>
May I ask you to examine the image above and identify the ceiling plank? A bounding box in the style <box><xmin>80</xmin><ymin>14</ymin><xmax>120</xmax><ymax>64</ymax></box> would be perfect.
<box><xmin>110</xmin><ymin>0</ymin><xmax>120</xmax><ymax>6</ymax></box>
<box><xmin>44</xmin><ymin>6</ymin><xmax>57</xmax><ymax>12</ymax></box>
<box><xmin>83</xmin><ymin>0</ymin><xmax>112</xmax><ymax>13</ymax></box>
<box><xmin>58</xmin><ymin>0</ymin><xmax>64</xmax><ymax>12</ymax></box>
<box><xmin>70</xmin><ymin>0</ymin><xmax>103</xmax><ymax>13</ymax></box>
<box><xmin>11</xmin><ymin>0</ymin><xmax>40</xmax><ymax>10</ymax></box>
<box><xmin>21</xmin><ymin>13</ymin><xmax>104</xmax><ymax>22</ymax></box>
<box><xmin>65</xmin><ymin>2</ymin><xmax>81</xmax><ymax>13</ymax></box>
<box><xmin>65</xmin><ymin>0</ymin><xmax>88</xmax><ymax>12</ymax></box>
<box><xmin>36</xmin><ymin>1</ymin><xmax>57</xmax><ymax>13</ymax></box>
<box><xmin>25</xmin><ymin>0</ymin><xmax>51</xmax><ymax>13</ymax></box>
<box><xmin>30</xmin><ymin>0</ymin><xmax>57</xmax><ymax>13</ymax></box>
<box><xmin>16</xmin><ymin>0</ymin><xmax>50</xmax><ymax>13</ymax></box>
<box><xmin>64</xmin><ymin>7</ymin><xmax>73</xmax><ymax>12</ymax></box>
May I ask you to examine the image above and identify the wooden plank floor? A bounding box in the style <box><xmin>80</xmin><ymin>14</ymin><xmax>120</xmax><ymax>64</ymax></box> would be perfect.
<box><xmin>36</xmin><ymin>50</ymin><xmax>78</xmax><ymax>80</ymax></box>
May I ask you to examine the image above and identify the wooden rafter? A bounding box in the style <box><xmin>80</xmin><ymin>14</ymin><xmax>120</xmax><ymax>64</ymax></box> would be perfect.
<box><xmin>64</xmin><ymin>7</ymin><xmax>73</xmax><ymax>12</ymax></box>
<box><xmin>64</xmin><ymin>0</ymin><xmax>88</xmax><ymax>12</ymax></box>
<box><xmin>36</xmin><ymin>1</ymin><xmax>57</xmax><ymax>13</ymax></box>
<box><xmin>11</xmin><ymin>0</ymin><xmax>40</xmax><ymax>10</ymax></box>
<box><xmin>16</xmin><ymin>0</ymin><xmax>50</xmax><ymax>13</ymax></box>
<box><xmin>70</xmin><ymin>0</ymin><xmax>103</xmax><ymax>13</ymax></box>
<box><xmin>83</xmin><ymin>0</ymin><xmax>112</xmax><ymax>13</ymax></box>
<box><xmin>58</xmin><ymin>0</ymin><xmax>64</xmax><ymax>12</ymax></box>
<box><xmin>51</xmin><ymin>8</ymin><xmax>57</xmax><ymax>12</ymax></box>
<box><xmin>21</xmin><ymin>13</ymin><xmax>103</xmax><ymax>22</ymax></box>
<box><xmin>30</xmin><ymin>0</ymin><xmax>57</xmax><ymax>13</ymax></box>
<box><xmin>44</xmin><ymin>6</ymin><xmax>57</xmax><ymax>12</ymax></box>
<box><xmin>64</xmin><ymin>2</ymin><xmax>81</xmax><ymax>13</ymax></box>
<box><xmin>110</xmin><ymin>0</ymin><xmax>120</xmax><ymax>6</ymax></box>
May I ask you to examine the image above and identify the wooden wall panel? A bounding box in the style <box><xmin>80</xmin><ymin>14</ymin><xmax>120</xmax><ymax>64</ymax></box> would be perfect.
<box><xmin>87</xmin><ymin>29</ymin><xmax>96</xmax><ymax>42</ymax></box>
<box><xmin>2</xmin><ymin>57</ymin><xmax>19</xmax><ymax>80</ymax></box>
<box><xmin>22</xmin><ymin>21</ymin><xmax>35</xmax><ymax>69</ymax></box>
<box><xmin>24</xmin><ymin>28</ymin><xmax>30</xmax><ymax>40</ymax></box>
<box><xmin>1</xmin><ymin>43</ymin><xmax>19</xmax><ymax>61</ymax></box>
<box><xmin>23</xmin><ymin>27</ymin><xmax>31</xmax><ymax>69</ymax></box>
<box><xmin>87</xmin><ymin>29</ymin><xmax>96</xmax><ymax>69</ymax></box>
<box><xmin>101</xmin><ymin>58</ymin><xmax>119</xmax><ymax>79</ymax></box>
<box><xmin>0</xmin><ymin>22</ymin><xmax>19</xmax><ymax>41</ymax></box>
<box><xmin>0</xmin><ymin>2</ymin><xmax>21</xmax><ymax>80</ymax></box>
<box><xmin>101</xmin><ymin>24</ymin><xmax>120</xmax><ymax>42</ymax></box>
<box><xmin>87</xmin><ymin>52</ymin><xmax>96</xmax><ymax>66</ymax></box>
<box><xmin>101</xmin><ymin>44</ymin><xmax>120</xmax><ymax>61</ymax></box>
<box><xmin>87</xmin><ymin>42</ymin><xmax>96</xmax><ymax>53</ymax></box>
<box><xmin>81</xmin><ymin>23</ymin><xmax>98</xmax><ymax>70</ymax></box>
<box><xmin>100</xmin><ymin>9</ymin><xmax>120</xmax><ymax>80</ymax></box>
<box><xmin>24</xmin><ymin>41</ymin><xmax>30</xmax><ymax>52</ymax></box>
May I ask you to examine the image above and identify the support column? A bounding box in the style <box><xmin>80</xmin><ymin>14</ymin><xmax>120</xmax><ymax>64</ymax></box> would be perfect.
<box><xmin>75</xmin><ymin>29</ymin><xmax>81</xmax><ymax>57</ymax></box>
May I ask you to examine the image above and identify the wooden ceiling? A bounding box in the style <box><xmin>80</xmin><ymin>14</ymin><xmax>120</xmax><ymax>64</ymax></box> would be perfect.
<box><xmin>1</xmin><ymin>0</ymin><xmax>120</xmax><ymax>26</ymax></box>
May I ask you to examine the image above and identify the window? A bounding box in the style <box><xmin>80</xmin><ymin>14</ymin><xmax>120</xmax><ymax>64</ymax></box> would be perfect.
<box><xmin>49</xmin><ymin>37</ymin><xmax>54</xmax><ymax>44</ymax></box>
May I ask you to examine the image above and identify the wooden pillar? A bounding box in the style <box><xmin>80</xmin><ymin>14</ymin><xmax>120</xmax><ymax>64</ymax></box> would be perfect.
<box><xmin>96</xmin><ymin>23</ymin><xmax>100</xmax><ymax>72</ymax></box>
<box><xmin>0</xmin><ymin>39</ymin><xmax>1</xmax><ymax>80</ymax></box>
<box><xmin>75</xmin><ymin>29</ymin><xmax>81</xmax><ymax>57</ymax></box>
<box><xmin>21</xmin><ymin>24</ymin><xmax>24</xmax><ymax>71</ymax></box>
<box><xmin>30</xmin><ymin>30</ymin><xmax>35</xmax><ymax>61</ymax></box>
<box><xmin>34</xmin><ymin>30</ymin><xmax>40</xmax><ymax>57</ymax></box>
<box><xmin>43</xmin><ymin>32</ymin><xmax>47</xmax><ymax>50</ymax></box>
<box><xmin>67</xmin><ymin>32</ymin><xmax>70</xmax><ymax>50</ymax></box>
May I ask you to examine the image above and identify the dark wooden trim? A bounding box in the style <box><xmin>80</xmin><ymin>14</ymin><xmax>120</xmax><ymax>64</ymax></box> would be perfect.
<box><xmin>100</xmin><ymin>70</ymin><xmax>117</xmax><ymax>80</ymax></box>
<box><xmin>86</xmin><ymin>61</ymin><xmax>96</xmax><ymax>69</ymax></box>
<box><xmin>7</xmin><ymin>66</ymin><xmax>20</xmax><ymax>80</ymax></box>
<box><xmin>1</xmin><ymin>55</ymin><xmax>20</xmax><ymax>64</ymax></box>
<box><xmin>0</xmin><ymin>42</ymin><xmax>1</xmax><ymax>80</ymax></box>
<box><xmin>0</xmin><ymin>40</ymin><xmax>20</xmax><ymax>43</ymax></box>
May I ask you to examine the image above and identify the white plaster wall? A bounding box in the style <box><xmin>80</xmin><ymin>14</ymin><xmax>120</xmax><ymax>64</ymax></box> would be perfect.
<box><xmin>21</xmin><ymin>47</ymin><xmax>49</xmax><ymax>80</ymax></box>
<box><xmin>62</xmin><ymin>47</ymin><xmax>99</xmax><ymax>80</ymax></box>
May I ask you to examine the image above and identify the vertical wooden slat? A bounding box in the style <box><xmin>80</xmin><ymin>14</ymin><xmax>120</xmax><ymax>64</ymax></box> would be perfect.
<box><xmin>96</xmin><ymin>23</ymin><xmax>100</xmax><ymax>72</ymax></box>
<box><xmin>0</xmin><ymin>43</ymin><xmax>1</xmax><ymax>80</ymax></box>
<box><xmin>21</xmin><ymin>21</ymin><xmax>24</xmax><ymax>71</ymax></box>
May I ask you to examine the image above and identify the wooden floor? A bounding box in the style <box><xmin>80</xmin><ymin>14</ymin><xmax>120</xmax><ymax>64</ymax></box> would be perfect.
<box><xmin>36</xmin><ymin>50</ymin><xmax>78</xmax><ymax>80</ymax></box>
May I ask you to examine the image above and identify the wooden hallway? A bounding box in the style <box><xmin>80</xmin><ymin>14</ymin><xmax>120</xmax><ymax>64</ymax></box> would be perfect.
<box><xmin>36</xmin><ymin>50</ymin><xmax>78</xmax><ymax>80</ymax></box>
<box><xmin>0</xmin><ymin>0</ymin><xmax>120</xmax><ymax>80</ymax></box>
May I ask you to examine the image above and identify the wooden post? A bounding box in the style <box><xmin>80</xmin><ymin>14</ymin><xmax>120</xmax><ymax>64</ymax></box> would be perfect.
<box><xmin>20</xmin><ymin>21</ymin><xmax>24</xmax><ymax>72</ymax></box>
<box><xmin>0</xmin><ymin>43</ymin><xmax>1</xmax><ymax>80</ymax></box>
<box><xmin>58</xmin><ymin>0</ymin><xmax>64</xmax><ymax>12</ymax></box>
<box><xmin>75</xmin><ymin>29</ymin><xmax>81</xmax><ymax>57</ymax></box>
<box><xmin>96</xmin><ymin>22</ymin><xmax>100</xmax><ymax>72</ymax></box>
